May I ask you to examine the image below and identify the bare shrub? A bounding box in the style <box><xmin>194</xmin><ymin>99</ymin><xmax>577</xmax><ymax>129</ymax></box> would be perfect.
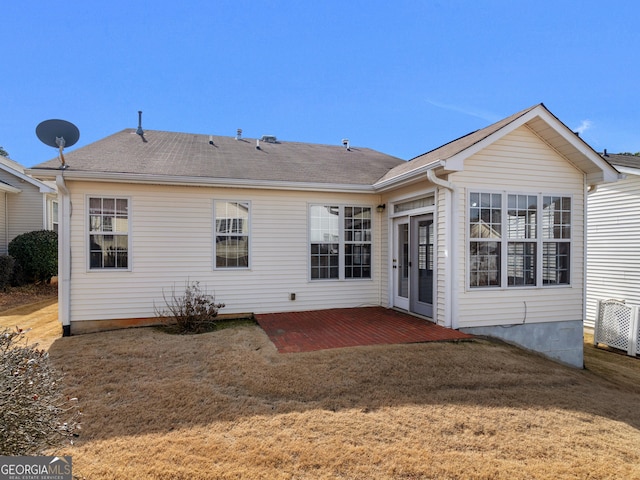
<box><xmin>0</xmin><ymin>328</ymin><xmax>80</xmax><ymax>455</ymax></box>
<box><xmin>155</xmin><ymin>281</ymin><xmax>225</xmax><ymax>334</ymax></box>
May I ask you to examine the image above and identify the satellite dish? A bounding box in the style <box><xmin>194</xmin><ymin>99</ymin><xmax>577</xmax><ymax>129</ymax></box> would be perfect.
<box><xmin>36</xmin><ymin>119</ymin><xmax>80</xmax><ymax>169</ymax></box>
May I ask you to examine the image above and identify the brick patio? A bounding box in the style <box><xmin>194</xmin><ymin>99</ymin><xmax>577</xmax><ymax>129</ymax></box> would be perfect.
<box><xmin>255</xmin><ymin>307</ymin><xmax>473</xmax><ymax>353</ymax></box>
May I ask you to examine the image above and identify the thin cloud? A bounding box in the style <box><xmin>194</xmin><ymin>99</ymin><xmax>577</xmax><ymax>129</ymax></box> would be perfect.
<box><xmin>574</xmin><ymin>119</ymin><xmax>593</xmax><ymax>135</ymax></box>
<box><xmin>425</xmin><ymin>99</ymin><xmax>502</xmax><ymax>123</ymax></box>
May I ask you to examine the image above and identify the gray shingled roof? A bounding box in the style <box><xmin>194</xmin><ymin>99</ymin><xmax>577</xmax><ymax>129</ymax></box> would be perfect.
<box><xmin>602</xmin><ymin>153</ymin><xmax>640</xmax><ymax>170</ymax></box>
<box><xmin>31</xmin><ymin>130</ymin><xmax>405</xmax><ymax>186</ymax></box>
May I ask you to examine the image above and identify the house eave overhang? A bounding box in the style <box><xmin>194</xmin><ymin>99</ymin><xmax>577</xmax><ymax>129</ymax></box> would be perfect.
<box><xmin>0</xmin><ymin>183</ymin><xmax>21</xmax><ymax>194</ymax></box>
<box><xmin>1</xmin><ymin>164</ymin><xmax>56</xmax><ymax>194</ymax></box>
<box><xmin>26</xmin><ymin>169</ymin><xmax>377</xmax><ymax>194</ymax></box>
<box><xmin>373</xmin><ymin>159</ymin><xmax>462</xmax><ymax>192</ymax></box>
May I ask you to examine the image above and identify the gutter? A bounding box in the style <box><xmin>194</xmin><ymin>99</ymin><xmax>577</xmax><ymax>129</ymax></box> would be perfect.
<box><xmin>426</xmin><ymin>168</ymin><xmax>458</xmax><ymax>329</ymax></box>
<box><xmin>55</xmin><ymin>175</ymin><xmax>71</xmax><ymax>336</ymax></box>
<box><xmin>27</xmin><ymin>169</ymin><xmax>377</xmax><ymax>194</ymax></box>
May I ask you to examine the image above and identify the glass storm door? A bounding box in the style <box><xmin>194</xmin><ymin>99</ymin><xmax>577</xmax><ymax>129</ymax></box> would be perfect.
<box><xmin>410</xmin><ymin>215</ymin><xmax>434</xmax><ymax>317</ymax></box>
<box><xmin>393</xmin><ymin>219</ymin><xmax>410</xmax><ymax>310</ymax></box>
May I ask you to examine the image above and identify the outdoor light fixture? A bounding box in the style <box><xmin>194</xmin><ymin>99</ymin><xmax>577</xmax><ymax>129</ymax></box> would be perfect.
<box><xmin>376</xmin><ymin>204</ymin><xmax>386</xmax><ymax>213</ymax></box>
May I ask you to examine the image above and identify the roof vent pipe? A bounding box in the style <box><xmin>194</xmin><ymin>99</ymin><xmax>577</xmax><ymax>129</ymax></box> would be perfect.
<box><xmin>603</xmin><ymin>148</ymin><xmax>608</xmax><ymax>157</ymax></box>
<box><xmin>256</xmin><ymin>139</ymin><xmax>261</xmax><ymax>150</ymax></box>
<box><xmin>236</xmin><ymin>128</ymin><xmax>242</xmax><ymax>140</ymax></box>
<box><xmin>342</xmin><ymin>138</ymin><xmax>350</xmax><ymax>151</ymax></box>
<box><xmin>136</xmin><ymin>111</ymin><xmax>144</xmax><ymax>136</ymax></box>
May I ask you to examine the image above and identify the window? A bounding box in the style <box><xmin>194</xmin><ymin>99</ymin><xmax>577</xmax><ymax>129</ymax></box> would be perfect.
<box><xmin>50</xmin><ymin>200</ymin><xmax>59</xmax><ymax>233</ymax></box>
<box><xmin>310</xmin><ymin>205</ymin><xmax>372</xmax><ymax>280</ymax></box>
<box><xmin>89</xmin><ymin>197</ymin><xmax>129</xmax><ymax>269</ymax></box>
<box><xmin>214</xmin><ymin>201</ymin><xmax>249</xmax><ymax>268</ymax></box>
<box><xmin>469</xmin><ymin>192</ymin><xmax>571</xmax><ymax>288</ymax></box>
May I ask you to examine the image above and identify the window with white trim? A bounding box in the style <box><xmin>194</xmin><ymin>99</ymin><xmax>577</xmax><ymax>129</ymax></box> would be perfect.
<box><xmin>310</xmin><ymin>205</ymin><xmax>372</xmax><ymax>280</ymax></box>
<box><xmin>469</xmin><ymin>192</ymin><xmax>570</xmax><ymax>288</ymax></box>
<box><xmin>89</xmin><ymin>197</ymin><xmax>129</xmax><ymax>269</ymax></box>
<box><xmin>214</xmin><ymin>201</ymin><xmax>250</xmax><ymax>268</ymax></box>
<box><xmin>50</xmin><ymin>200</ymin><xmax>59</xmax><ymax>233</ymax></box>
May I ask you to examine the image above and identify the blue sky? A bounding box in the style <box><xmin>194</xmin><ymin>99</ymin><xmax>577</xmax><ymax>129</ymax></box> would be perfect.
<box><xmin>2</xmin><ymin>1</ymin><xmax>639</xmax><ymax>166</ymax></box>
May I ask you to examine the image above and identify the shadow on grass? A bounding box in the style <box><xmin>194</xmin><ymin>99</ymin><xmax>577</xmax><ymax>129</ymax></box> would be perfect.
<box><xmin>0</xmin><ymin>297</ymin><xmax>58</xmax><ymax>317</ymax></box>
<box><xmin>47</xmin><ymin>322</ymin><xmax>640</xmax><ymax>444</ymax></box>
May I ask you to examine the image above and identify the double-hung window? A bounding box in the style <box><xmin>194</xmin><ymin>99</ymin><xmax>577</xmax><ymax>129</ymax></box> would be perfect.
<box><xmin>89</xmin><ymin>197</ymin><xmax>129</xmax><ymax>269</ymax></box>
<box><xmin>310</xmin><ymin>205</ymin><xmax>372</xmax><ymax>280</ymax></box>
<box><xmin>469</xmin><ymin>192</ymin><xmax>571</xmax><ymax>288</ymax></box>
<box><xmin>214</xmin><ymin>201</ymin><xmax>250</xmax><ymax>268</ymax></box>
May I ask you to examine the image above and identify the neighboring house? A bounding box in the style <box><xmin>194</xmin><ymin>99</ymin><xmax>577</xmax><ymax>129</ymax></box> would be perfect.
<box><xmin>0</xmin><ymin>156</ymin><xmax>58</xmax><ymax>254</ymax></box>
<box><xmin>29</xmin><ymin>104</ymin><xmax>619</xmax><ymax>367</ymax></box>
<box><xmin>586</xmin><ymin>153</ymin><xmax>639</xmax><ymax>329</ymax></box>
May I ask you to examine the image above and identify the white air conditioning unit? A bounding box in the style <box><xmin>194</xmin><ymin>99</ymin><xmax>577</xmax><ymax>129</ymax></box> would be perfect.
<box><xmin>593</xmin><ymin>299</ymin><xmax>640</xmax><ymax>357</ymax></box>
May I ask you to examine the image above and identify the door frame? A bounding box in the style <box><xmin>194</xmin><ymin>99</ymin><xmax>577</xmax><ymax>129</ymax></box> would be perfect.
<box><xmin>391</xmin><ymin>212</ymin><xmax>436</xmax><ymax>319</ymax></box>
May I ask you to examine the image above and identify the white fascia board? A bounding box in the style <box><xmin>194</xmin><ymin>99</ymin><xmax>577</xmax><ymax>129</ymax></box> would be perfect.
<box><xmin>2</xmin><ymin>165</ymin><xmax>56</xmax><ymax>193</ymax></box>
<box><xmin>27</xmin><ymin>169</ymin><xmax>376</xmax><ymax>193</ymax></box>
<box><xmin>373</xmin><ymin>160</ymin><xmax>446</xmax><ymax>192</ymax></box>
<box><xmin>532</xmin><ymin>109</ymin><xmax>621</xmax><ymax>184</ymax></box>
<box><xmin>0</xmin><ymin>183</ymin><xmax>21</xmax><ymax>194</ymax></box>
<box><xmin>609</xmin><ymin>165</ymin><xmax>637</xmax><ymax>177</ymax></box>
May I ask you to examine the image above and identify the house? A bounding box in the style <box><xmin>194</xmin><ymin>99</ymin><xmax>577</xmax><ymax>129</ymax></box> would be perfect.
<box><xmin>0</xmin><ymin>156</ymin><xmax>58</xmax><ymax>254</ymax></box>
<box><xmin>586</xmin><ymin>153</ymin><xmax>640</xmax><ymax>330</ymax></box>
<box><xmin>28</xmin><ymin>104</ymin><xmax>619</xmax><ymax>367</ymax></box>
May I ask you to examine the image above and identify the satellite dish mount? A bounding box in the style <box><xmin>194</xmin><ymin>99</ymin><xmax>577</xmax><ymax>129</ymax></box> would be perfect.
<box><xmin>36</xmin><ymin>119</ymin><xmax>80</xmax><ymax>169</ymax></box>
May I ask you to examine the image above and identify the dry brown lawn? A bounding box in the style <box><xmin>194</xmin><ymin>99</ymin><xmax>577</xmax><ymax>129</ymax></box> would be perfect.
<box><xmin>2</xmin><ymin>294</ymin><xmax>640</xmax><ymax>479</ymax></box>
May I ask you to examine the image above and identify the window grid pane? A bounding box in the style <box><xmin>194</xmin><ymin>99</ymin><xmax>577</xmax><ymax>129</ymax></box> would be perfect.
<box><xmin>310</xmin><ymin>243</ymin><xmax>339</xmax><ymax>279</ymax></box>
<box><xmin>470</xmin><ymin>192</ymin><xmax>502</xmax><ymax>238</ymax></box>
<box><xmin>543</xmin><ymin>196</ymin><xmax>571</xmax><ymax>239</ymax></box>
<box><xmin>507</xmin><ymin>242</ymin><xmax>536</xmax><ymax>286</ymax></box>
<box><xmin>507</xmin><ymin>194</ymin><xmax>537</xmax><ymax>239</ymax></box>
<box><xmin>543</xmin><ymin>242</ymin><xmax>570</xmax><ymax>285</ymax></box>
<box><xmin>215</xmin><ymin>201</ymin><xmax>250</xmax><ymax>268</ymax></box>
<box><xmin>89</xmin><ymin>197</ymin><xmax>129</xmax><ymax>270</ymax></box>
<box><xmin>469</xmin><ymin>241</ymin><xmax>501</xmax><ymax>287</ymax></box>
<box><xmin>344</xmin><ymin>207</ymin><xmax>372</xmax><ymax>279</ymax></box>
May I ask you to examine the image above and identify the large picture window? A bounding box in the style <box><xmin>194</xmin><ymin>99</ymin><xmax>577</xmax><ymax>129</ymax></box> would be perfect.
<box><xmin>89</xmin><ymin>197</ymin><xmax>129</xmax><ymax>269</ymax></box>
<box><xmin>214</xmin><ymin>201</ymin><xmax>250</xmax><ymax>268</ymax></box>
<box><xmin>469</xmin><ymin>192</ymin><xmax>571</xmax><ymax>288</ymax></box>
<box><xmin>310</xmin><ymin>205</ymin><xmax>372</xmax><ymax>280</ymax></box>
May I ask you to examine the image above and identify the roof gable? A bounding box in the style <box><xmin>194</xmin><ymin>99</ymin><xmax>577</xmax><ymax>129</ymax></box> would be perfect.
<box><xmin>0</xmin><ymin>157</ymin><xmax>56</xmax><ymax>193</ymax></box>
<box><xmin>375</xmin><ymin>104</ymin><xmax>620</xmax><ymax>189</ymax></box>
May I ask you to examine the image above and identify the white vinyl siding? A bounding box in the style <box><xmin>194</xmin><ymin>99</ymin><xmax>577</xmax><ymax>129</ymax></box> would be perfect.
<box><xmin>66</xmin><ymin>181</ymin><xmax>383</xmax><ymax>322</ymax></box>
<box><xmin>586</xmin><ymin>173</ymin><xmax>640</xmax><ymax>328</ymax></box>
<box><xmin>0</xmin><ymin>170</ymin><xmax>45</xmax><ymax>241</ymax></box>
<box><xmin>452</xmin><ymin>125</ymin><xmax>585</xmax><ymax>329</ymax></box>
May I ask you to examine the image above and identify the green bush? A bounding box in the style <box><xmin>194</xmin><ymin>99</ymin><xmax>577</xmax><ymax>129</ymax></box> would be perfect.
<box><xmin>0</xmin><ymin>255</ymin><xmax>15</xmax><ymax>291</ymax></box>
<box><xmin>8</xmin><ymin>230</ymin><xmax>58</xmax><ymax>284</ymax></box>
<box><xmin>0</xmin><ymin>328</ymin><xmax>80</xmax><ymax>455</ymax></box>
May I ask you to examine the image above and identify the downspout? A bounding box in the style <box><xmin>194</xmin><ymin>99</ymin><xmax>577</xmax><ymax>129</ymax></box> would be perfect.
<box><xmin>426</xmin><ymin>169</ymin><xmax>458</xmax><ymax>329</ymax></box>
<box><xmin>56</xmin><ymin>175</ymin><xmax>71</xmax><ymax>337</ymax></box>
<box><xmin>4</xmin><ymin>193</ymin><xmax>8</xmax><ymax>254</ymax></box>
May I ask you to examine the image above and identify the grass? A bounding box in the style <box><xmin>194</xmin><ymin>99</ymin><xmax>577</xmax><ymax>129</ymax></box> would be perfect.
<box><xmin>2</xmin><ymin>297</ymin><xmax>640</xmax><ymax>479</ymax></box>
